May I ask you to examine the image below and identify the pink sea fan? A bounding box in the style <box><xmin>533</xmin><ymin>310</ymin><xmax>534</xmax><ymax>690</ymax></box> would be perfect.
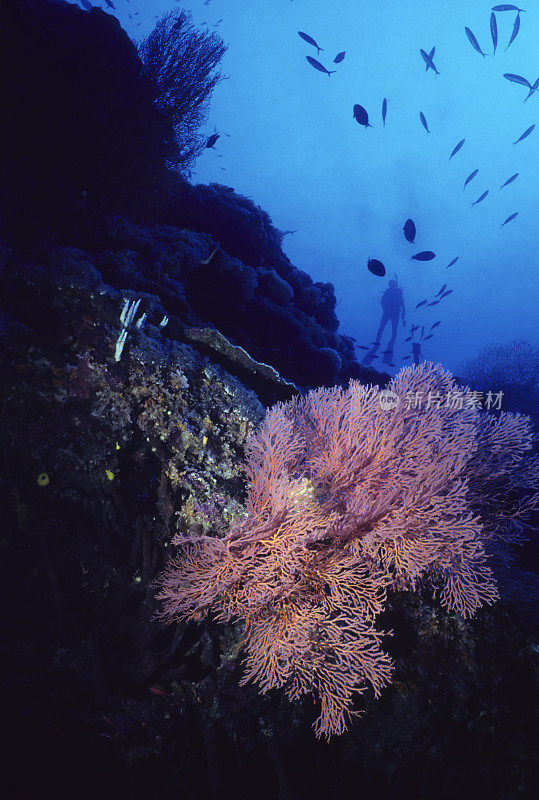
<box><xmin>155</xmin><ymin>363</ymin><xmax>538</xmax><ymax>738</ymax></box>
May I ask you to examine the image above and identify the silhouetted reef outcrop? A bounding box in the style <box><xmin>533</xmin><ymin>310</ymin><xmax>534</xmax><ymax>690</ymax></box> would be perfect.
<box><xmin>1</xmin><ymin>0</ymin><xmax>386</xmax><ymax>392</ymax></box>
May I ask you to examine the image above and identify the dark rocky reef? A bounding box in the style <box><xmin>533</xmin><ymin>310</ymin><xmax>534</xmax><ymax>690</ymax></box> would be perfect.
<box><xmin>1</xmin><ymin>0</ymin><xmax>172</xmax><ymax>233</ymax></box>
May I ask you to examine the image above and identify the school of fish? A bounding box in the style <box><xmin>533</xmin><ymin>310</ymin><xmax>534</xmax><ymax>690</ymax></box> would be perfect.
<box><xmin>294</xmin><ymin>5</ymin><xmax>534</xmax><ymax>365</ymax></box>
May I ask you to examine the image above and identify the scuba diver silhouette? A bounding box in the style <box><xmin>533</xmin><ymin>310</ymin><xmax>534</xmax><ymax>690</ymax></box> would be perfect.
<box><xmin>362</xmin><ymin>276</ymin><xmax>406</xmax><ymax>366</ymax></box>
<box><xmin>377</xmin><ymin>278</ymin><xmax>406</xmax><ymax>350</ymax></box>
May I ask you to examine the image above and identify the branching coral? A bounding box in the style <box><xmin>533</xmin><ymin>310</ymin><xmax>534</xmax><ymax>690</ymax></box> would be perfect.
<box><xmin>155</xmin><ymin>363</ymin><xmax>538</xmax><ymax>739</ymax></box>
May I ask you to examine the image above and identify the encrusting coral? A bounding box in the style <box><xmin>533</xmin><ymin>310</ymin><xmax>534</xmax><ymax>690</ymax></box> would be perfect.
<box><xmin>156</xmin><ymin>363</ymin><xmax>538</xmax><ymax>739</ymax></box>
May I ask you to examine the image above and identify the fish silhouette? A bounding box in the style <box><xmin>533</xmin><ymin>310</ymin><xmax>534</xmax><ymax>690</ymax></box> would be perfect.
<box><xmin>490</xmin><ymin>12</ymin><xmax>498</xmax><ymax>54</ymax></box>
<box><xmin>465</xmin><ymin>26</ymin><xmax>486</xmax><ymax>56</ymax></box>
<box><xmin>420</xmin><ymin>48</ymin><xmax>439</xmax><ymax>75</ymax></box>
<box><xmin>403</xmin><ymin>218</ymin><xmax>416</xmax><ymax>243</ymax></box>
<box><xmin>353</xmin><ymin>104</ymin><xmax>372</xmax><ymax>128</ymax></box>
<box><xmin>463</xmin><ymin>169</ymin><xmax>479</xmax><ymax>191</ymax></box>
<box><xmin>500</xmin><ymin>212</ymin><xmax>519</xmax><ymax>228</ymax></box>
<box><xmin>298</xmin><ymin>31</ymin><xmax>323</xmax><ymax>55</ymax></box>
<box><xmin>306</xmin><ymin>56</ymin><xmax>336</xmax><ymax>76</ymax></box>
<box><xmin>499</xmin><ymin>173</ymin><xmax>519</xmax><ymax>190</ymax></box>
<box><xmin>445</xmin><ymin>257</ymin><xmax>459</xmax><ymax>269</ymax></box>
<box><xmin>503</xmin><ymin>73</ymin><xmax>531</xmax><ymax>89</ymax></box>
<box><xmin>471</xmin><ymin>190</ymin><xmax>489</xmax><ymax>206</ymax></box>
<box><xmin>506</xmin><ymin>12</ymin><xmax>521</xmax><ymax>50</ymax></box>
<box><xmin>492</xmin><ymin>5</ymin><xmax>526</xmax><ymax>11</ymax></box>
<box><xmin>512</xmin><ymin>124</ymin><xmax>535</xmax><ymax>146</ymax></box>
<box><xmin>449</xmin><ymin>138</ymin><xmax>465</xmax><ymax>161</ymax></box>
<box><xmin>523</xmin><ymin>76</ymin><xmax>539</xmax><ymax>102</ymax></box>
<box><xmin>367</xmin><ymin>258</ymin><xmax>385</xmax><ymax>276</ymax></box>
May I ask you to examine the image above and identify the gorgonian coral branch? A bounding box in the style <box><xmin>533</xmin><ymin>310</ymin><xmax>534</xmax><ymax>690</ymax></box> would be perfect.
<box><xmin>155</xmin><ymin>363</ymin><xmax>537</xmax><ymax>738</ymax></box>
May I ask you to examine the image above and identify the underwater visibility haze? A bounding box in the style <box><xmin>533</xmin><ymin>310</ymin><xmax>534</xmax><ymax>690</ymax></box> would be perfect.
<box><xmin>137</xmin><ymin>0</ymin><xmax>539</xmax><ymax>375</ymax></box>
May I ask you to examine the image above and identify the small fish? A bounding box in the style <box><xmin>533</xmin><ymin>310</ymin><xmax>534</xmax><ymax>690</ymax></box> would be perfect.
<box><xmin>499</xmin><ymin>172</ymin><xmax>519</xmax><ymax>190</ymax></box>
<box><xmin>445</xmin><ymin>257</ymin><xmax>459</xmax><ymax>269</ymax></box>
<box><xmin>436</xmin><ymin>284</ymin><xmax>447</xmax><ymax>296</ymax></box>
<box><xmin>410</xmin><ymin>325</ymin><xmax>419</xmax><ymax>332</ymax></box>
<box><xmin>104</xmin><ymin>0</ymin><xmax>116</xmax><ymax>8</ymax></box>
<box><xmin>506</xmin><ymin>12</ymin><xmax>521</xmax><ymax>50</ymax></box>
<box><xmin>371</xmin><ymin>341</ymin><xmax>381</xmax><ymax>346</ymax></box>
<box><xmin>382</xmin><ymin>349</ymin><xmax>394</xmax><ymax>354</ymax></box>
<box><xmin>441</xmin><ymin>290</ymin><xmax>454</xmax><ymax>298</ymax></box>
<box><xmin>503</xmin><ymin>73</ymin><xmax>531</xmax><ymax>89</ymax></box>
<box><xmin>449</xmin><ymin>138</ymin><xmax>465</xmax><ymax>161</ymax></box>
<box><xmin>512</xmin><ymin>124</ymin><xmax>535</xmax><ymax>146</ymax></box>
<box><xmin>420</xmin><ymin>49</ymin><xmax>439</xmax><ymax>75</ymax></box>
<box><xmin>424</xmin><ymin>46</ymin><xmax>436</xmax><ymax>72</ymax></box>
<box><xmin>423</xmin><ymin>334</ymin><xmax>434</xmax><ymax>340</ymax></box>
<box><xmin>500</xmin><ymin>212</ymin><xmax>519</xmax><ymax>228</ymax></box>
<box><xmin>356</xmin><ymin>345</ymin><xmax>371</xmax><ymax>350</ymax></box>
<box><xmin>298</xmin><ymin>31</ymin><xmax>323</xmax><ymax>55</ymax></box>
<box><xmin>419</xmin><ymin>111</ymin><xmax>430</xmax><ymax>133</ymax></box>
<box><xmin>353</xmin><ymin>104</ymin><xmax>372</xmax><ymax>128</ymax></box>
<box><xmin>465</xmin><ymin>27</ymin><xmax>486</xmax><ymax>57</ymax></box>
<box><xmin>382</xmin><ymin>97</ymin><xmax>387</xmax><ymax>126</ymax></box>
<box><xmin>402</xmin><ymin>355</ymin><xmax>411</xmax><ymax>360</ymax></box>
<box><xmin>492</xmin><ymin>5</ymin><xmax>526</xmax><ymax>11</ymax></box>
<box><xmin>463</xmin><ymin>169</ymin><xmax>479</xmax><ymax>191</ymax></box>
<box><xmin>367</xmin><ymin>258</ymin><xmax>385</xmax><ymax>276</ymax></box>
<box><xmin>411</xmin><ymin>251</ymin><xmax>436</xmax><ymax>261</ymax></box>
<box><xmin>524</xmin><ymin>77</ymin><xmax>539</xmax><ymax>102</ymax></box>
<box><xmin>205</xmin><ymin>133</ymin><xmax>220</xmax><ymax>148</ymax></box>
<box><xmin>333</xmin><ymin>51</ymin><xmax>346</xmax><ymax>63</ymax></box>
<box><xmin>306</xmin><ymin>56</ymin><xmax>336</xmax><ymax>76</ymax></box>
<box><xmin>403</xmin><ymin>218</ymin><xmax>416</xmax><ymax>243</ymax></box>
<box><xmin>427</xmin><ymin>301</ymin><xmax>440</xmax><ymax>306</ymax></box>
<box><xmin>490</xmin><ymin>12</ymin><xmax>498</xmax><ymax>54</ymax></box>
<box><xmin>471</xmin><ymin>190</ymin><xmax>489</xmax><ymax>206</ymax></box>
<box><xmin>430</xmin><ymin>321</ymin><xmax>442</xmax><ymax>330</ymax></box>
<box><xmin>415</xmin><ymin>300</ymin><xmax>427</xmax><ymax>309</ymax></box>
<box><xmin>404</xmin><ymin>336</ymin><xmax>412</xmax><ymax>342</ymax></box>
